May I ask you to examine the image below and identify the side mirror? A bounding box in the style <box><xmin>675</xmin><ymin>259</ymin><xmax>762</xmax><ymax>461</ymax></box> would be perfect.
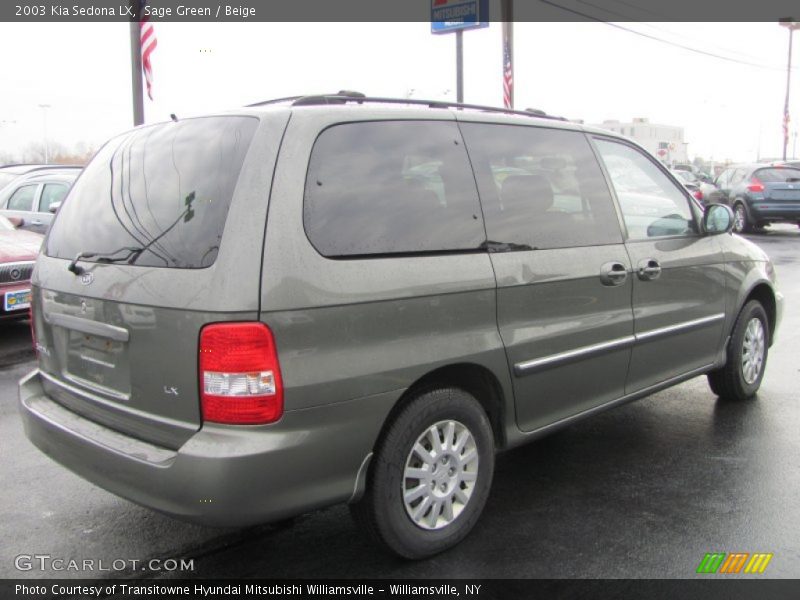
<box><xmin>703</xmin><ymin>203</ymin><xmax>734</xmax><ymax>234</ymax></box>
<box><xmin>48</xmin><ymin>201</ymin><xmax>62</xmax><ymax>214</ymax></box>
<box><xmin>7</xmin><ymin>216</ymin><xmax>24</xmax><ymax>228</ymax></box>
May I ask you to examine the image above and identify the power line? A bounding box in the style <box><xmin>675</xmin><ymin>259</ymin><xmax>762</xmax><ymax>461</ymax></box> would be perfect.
<box><xmin>591</xmin><ymin>0</ymin><xmax>791</xmax><ymax>64</ymax></box>
<box><xmin>539</xmin><ymin>0</ymin><xmax>798</xmax><ymax>72</ymax></box>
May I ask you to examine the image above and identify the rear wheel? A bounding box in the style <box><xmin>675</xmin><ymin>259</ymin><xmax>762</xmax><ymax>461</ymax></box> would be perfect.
<box><xmin>350</xmin><ymin>387</ymin><xmax>494</xmax><ymax>559</ymax></box>
<box><xmin>707</xmin><ymin>300</ymin><xmax>769</xmax><ymax>401</ymax></box>
<box><xmin>732</xmin><ymin>202</ymin><xmax>750</xmax><ymax>233</ymax></box>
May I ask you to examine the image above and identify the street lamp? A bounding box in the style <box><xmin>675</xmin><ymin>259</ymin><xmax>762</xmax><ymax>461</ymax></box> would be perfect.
<box><xmin>779</xmin><ymin>19</ymin><xmax>800</xmax><ymax>161</ymax></box>
<box><xmin>38</xmin><ymin>103</ymin><xmax>51</xmax><ymax>164</ymax></box>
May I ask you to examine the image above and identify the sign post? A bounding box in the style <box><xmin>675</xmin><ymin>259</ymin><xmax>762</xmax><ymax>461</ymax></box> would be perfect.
<box><xmin>431</xmin><ymin>0</ymin><xmax>489</xmax><ymax>104</ymax></box>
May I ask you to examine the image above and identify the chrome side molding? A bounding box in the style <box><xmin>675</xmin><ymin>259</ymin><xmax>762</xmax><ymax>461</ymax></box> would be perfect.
<box><xmin>514</xmin><ymin>313</ymin><xmax>725</xmax><ymax>377</ymax></box>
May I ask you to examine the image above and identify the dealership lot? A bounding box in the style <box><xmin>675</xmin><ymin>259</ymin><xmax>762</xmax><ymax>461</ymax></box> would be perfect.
<box><xmin>1</xmin><ymin>225</ymin><xmax>798</xmax><ymax>579</ymax></box>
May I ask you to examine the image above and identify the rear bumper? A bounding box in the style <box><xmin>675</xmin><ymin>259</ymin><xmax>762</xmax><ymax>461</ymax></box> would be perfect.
<box><xmin>748</xmin><ymin>202</ymin><xmax>800</xmax><ymax>222</ymax></box>
<box><xmin>19</xmin><ymin>369</ymin><xmax>398</xmax><ymax>526</ymax></box>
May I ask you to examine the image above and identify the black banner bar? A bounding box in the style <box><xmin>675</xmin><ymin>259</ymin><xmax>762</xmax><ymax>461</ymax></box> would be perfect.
<box><xmin>1</xmin><ymin>0</ymin><xmax>800</xmax><ymax>23</ymax></box>
<box><xmin>4</xmin><ymin>579</ymin><xmax>800</xmax><ymax>600</ymax></box>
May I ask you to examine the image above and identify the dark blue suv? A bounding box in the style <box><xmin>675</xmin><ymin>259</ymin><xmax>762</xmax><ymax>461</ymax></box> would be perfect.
<box><xmin>715</xmin><ymin>164</ymin><xmax>800</xmax><ymax>233</ymax></box>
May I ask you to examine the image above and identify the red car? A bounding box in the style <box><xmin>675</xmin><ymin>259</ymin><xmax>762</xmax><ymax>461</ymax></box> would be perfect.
<box><xmin>0</xmin><ymin>215</ymin><xmax>42</xmax><ymax>319</ymax></box>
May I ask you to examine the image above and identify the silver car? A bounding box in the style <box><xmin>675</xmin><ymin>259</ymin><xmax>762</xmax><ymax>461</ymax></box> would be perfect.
<box><xmin>0</xmin><ymin>167</ymin><xmax>80</xmax><ymax>233</ymax></box>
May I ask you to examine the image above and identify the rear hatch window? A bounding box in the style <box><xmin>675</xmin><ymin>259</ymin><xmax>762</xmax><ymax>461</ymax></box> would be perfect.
<box><xmin>754</xmin><ymin>167</ymin><xmax>800</xmax><ymax>183</ymax></box>
<box><xmin>46</xmin><ymin>116</ymin><xmax>257</xmax><ymax>269</ymax></box>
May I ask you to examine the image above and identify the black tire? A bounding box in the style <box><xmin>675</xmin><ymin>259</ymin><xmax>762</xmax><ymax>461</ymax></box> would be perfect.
<box><xmin>707</xmin><ymin>300</ymin><xmax>769</xmax><ymax>401</ymax></box>
<box><xmin>732</xmin><ymin>202</ymin><xmax>751</xmax><ymax>233</ymax></box>
<box><xmin>350</xmin><ymin>387</ymin><xmax>494</xmax><ymax>559</ymax></box>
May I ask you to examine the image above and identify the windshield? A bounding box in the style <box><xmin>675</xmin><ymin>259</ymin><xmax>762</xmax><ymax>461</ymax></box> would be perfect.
<box><xmin>46</xmin><ymin>116</ymin><xmax>258</xmax><ymax>269</ymax></box>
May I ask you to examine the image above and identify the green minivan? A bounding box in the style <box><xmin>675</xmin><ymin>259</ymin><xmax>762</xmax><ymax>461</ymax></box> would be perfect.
<box><xmin>19</xmin><ymin>95</ymin><xmax>782</xmax><ymax>558</ymax></box>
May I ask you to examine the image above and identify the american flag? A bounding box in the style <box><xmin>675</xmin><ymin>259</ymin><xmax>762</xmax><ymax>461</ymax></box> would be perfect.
<box><xmin>503</xmin><ymin>40</ymin><xmax>513</xmax><ymax>109</ymax></box>
<box><xmin>140</xmin><ymin>1</ymin><xmax>158</xmax><ymax>100</ymax></box>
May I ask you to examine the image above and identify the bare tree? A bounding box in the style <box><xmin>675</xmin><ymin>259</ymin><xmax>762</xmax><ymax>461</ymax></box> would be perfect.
<box><xmin>14</xmin><ymin>141</ymin><xmax>94</xmax><ymax>165</ymax></box>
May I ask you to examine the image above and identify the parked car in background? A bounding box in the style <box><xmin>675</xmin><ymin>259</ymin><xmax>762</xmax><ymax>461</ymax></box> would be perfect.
<box><xmin>0</xmin><ymin>168</ymin><xmax>81</xmax><ymax>234</ymax></box>
<box><xmin>714</xmin><ymin>163</ymin><xmax>800</xmax><ymax>232</ymax></box>
<box><xmin>0</xmin><ymin>215</ymin><xmax>42</xmax><ymax>320</ymax></box>
<box><xmin>670</xmin><ymin>169</ymin><xmax>719</xmax><ymax>205</ymax></box>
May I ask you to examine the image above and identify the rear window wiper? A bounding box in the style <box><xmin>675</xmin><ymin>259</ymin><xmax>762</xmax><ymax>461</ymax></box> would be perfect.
<box><xmin>67</xmin><ymin>192</ymin><xmax>197</xmax><ymax>274</ymax></box>
<box><xmin>67</xmin><ymin>247</ymin><xmax>144</xmax><ymax>275</ymax></box>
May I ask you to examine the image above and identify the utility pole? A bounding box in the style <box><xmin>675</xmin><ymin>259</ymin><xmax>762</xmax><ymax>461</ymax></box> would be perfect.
<box><xmin>456</xmin><ymin>30</ymin><xmax>464</xmax><ymax>103</ymax></box>
<box><xmin>779</xmin><ymin>18</ymin><xmax>800</xmax><ymax>161</ymax></box>
<box><xmin>130</xmin><ymin>5</ymin><xmax>144</xmax><ymax>127</ymax></box>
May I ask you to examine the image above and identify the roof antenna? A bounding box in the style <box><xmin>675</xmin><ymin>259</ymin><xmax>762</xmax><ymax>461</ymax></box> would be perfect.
<box><xmin>170</xmin><ymin>113</ymin><xmax>178</xmax><ymax>122</ymax></box>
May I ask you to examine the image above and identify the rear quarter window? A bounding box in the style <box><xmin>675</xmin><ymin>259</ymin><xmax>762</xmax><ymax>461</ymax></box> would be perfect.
<box><xmin>303</xmin><ymin>120</ymin><xmax>485</xmax><ymax>258</ymax></box>
<box><xmin>46</xmin><ymin>116</ymin><xmax>258</xmax><ymax>269</ymax></box>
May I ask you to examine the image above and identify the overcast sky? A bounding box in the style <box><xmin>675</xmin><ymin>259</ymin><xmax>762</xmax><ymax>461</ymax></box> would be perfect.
<box><xmin>0</xmin><ymin>21</ymin><xmax>798</xmax><ymax>163</ymax></box>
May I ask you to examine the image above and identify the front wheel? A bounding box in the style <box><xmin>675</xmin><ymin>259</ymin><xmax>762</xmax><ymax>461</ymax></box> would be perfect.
<box><xmin>707</xmin><ymin>300</ymin><xmax>769</xmax><ymax>401</ymax></box>
<box><xmin>350</xmin><ymin>387</ymin><xmax>494</xmax><ymax>559</ymax></box>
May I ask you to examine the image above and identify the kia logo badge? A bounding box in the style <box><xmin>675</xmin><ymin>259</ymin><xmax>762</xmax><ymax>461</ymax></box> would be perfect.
<box><xmin>80</xmin><ymin>272</ymin><xmax>94</xmax><ymax>286</ymax></box>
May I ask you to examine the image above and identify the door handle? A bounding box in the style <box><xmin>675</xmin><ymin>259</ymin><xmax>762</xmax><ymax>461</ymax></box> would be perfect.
<box><xmin>599</xmin><ymin>262</ymin><xmax>628</xmax><ymax>286</ymax></box>
<box><xmin>637</xmin><ymin>258</ymin><xmax>662</xmax><ymax>281</ymax></box>
<box><xmin>31</xmin><ymin>220</ymin><xmax>43</xmax><ymax>226</ymax></box>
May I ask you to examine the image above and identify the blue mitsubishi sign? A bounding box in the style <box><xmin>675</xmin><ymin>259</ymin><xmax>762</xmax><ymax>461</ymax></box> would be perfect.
<box><xmin>431</xmin><ymin>0</ymin><xmax>490</xmax><ymax>34</ymax></box>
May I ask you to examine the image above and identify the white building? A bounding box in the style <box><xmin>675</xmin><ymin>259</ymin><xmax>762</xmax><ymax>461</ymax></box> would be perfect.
<box><xmin>592</xmin><ymin>118</ymin><xmax>689</xmax><ymax>165</ymax></box>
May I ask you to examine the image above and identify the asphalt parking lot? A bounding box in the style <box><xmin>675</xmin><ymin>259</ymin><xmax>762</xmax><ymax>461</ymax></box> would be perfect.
<box><xmin>1</xmin><ymin>225</ymin><xmax>798</xmax><ymax>580</ymax></box>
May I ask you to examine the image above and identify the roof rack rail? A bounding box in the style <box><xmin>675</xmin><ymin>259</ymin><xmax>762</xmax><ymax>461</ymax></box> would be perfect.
<box><xmin>246</xmin><ymin>95</ymin><xmax>306</xmax><ymax>107</ymax></box>
<box><xmin>284</xmin><ymin>94</ymin><xmax>565</xmax><ymax>121</ymax></box>
<box><xmin>246</xmin><ymin>90</ymin><xmax>367</xmax><ymax>108</ymax></box>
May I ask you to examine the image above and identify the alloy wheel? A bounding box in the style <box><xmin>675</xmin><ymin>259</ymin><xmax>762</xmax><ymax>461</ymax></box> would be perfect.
<box><xmin>402</xmin><ymin>420</ymin><xmax>479</xmax><ymax>530</ymax></box>
<box><xmin>741</xmin><ymin>317</ymin><xmax>766</xmax><ymax>385</ymax></box>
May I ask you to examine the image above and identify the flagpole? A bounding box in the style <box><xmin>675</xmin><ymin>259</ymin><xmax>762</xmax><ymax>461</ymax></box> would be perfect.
<box><xmin>501</xmin><ymin>0</ymin><xmax>514</xmax><ymax>109</ymax></box>
<box><xmin>129</xmin><ymin>13</ymin><xmax>144</xmax><ymax>126</ymax></box>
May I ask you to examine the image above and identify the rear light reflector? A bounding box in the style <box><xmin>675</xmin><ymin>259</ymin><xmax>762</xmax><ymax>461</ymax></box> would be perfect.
<box><xmin>693</xmin><ymin>189</ymin><xmax>703</xmax><ymax>201</ymax></box>
<box><xmin>199</xmin><ymin>322</ymin><xmax>283</xmax><ymax>425</ymax></box>
<box><xmin>747</xmin><ymin>177</ymin><xmax>764</xmax><ymax>192</ymax></box>
<box><xmin>29</xmin><ymin>291</ymin><xmax>37</xmax><ymax>354</ymax></box>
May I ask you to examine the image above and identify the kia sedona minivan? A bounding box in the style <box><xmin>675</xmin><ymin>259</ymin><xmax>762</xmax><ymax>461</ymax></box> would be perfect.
<box><xmin>20</xmin><ymin>94</ymin><xmax>782</xmax><ymax>559</ymax></box>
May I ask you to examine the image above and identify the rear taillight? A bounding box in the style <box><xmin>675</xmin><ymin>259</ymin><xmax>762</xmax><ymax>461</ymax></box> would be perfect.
<box><xmin>693</xmin><ymin>189</ymin><xmax>704</xmax><ymax>201</ymax></box>
<box><xmin>747</xmin><ymin>177</ymin><xmax>765</xmax><ymax>192</ymax></box>
<box><xmin>199</xmin><ymin>322</ymin><xmax>283</xmax><ymax>425</ymax></box>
